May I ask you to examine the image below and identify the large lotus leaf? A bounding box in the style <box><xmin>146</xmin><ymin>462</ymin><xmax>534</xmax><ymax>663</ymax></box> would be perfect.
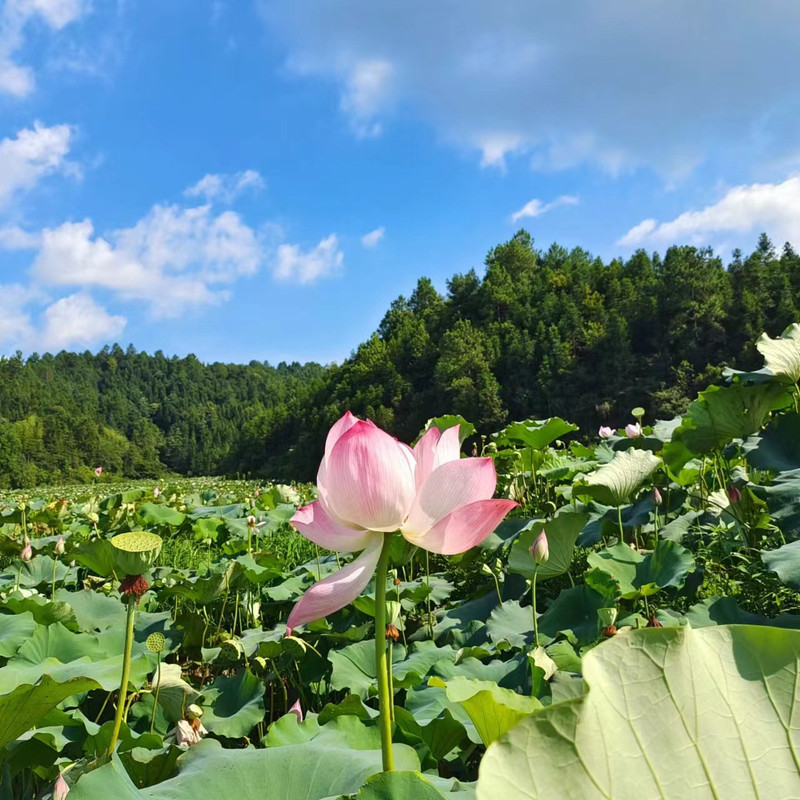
<box><xmin>0</xmin><ymin>611</ymin><xmax>36</xmax><ymax>658</ymax></box>
<box><xmin>684</xmin><ymin>596</ymin><xmax>800</xmax><ymax>629</ymax></box>
<box><xmin>757</xmin><ymin>323</ymin><xmax>800</xmax><ymax>382</ymax></box>
<box><xmin>486</xmin><ymin>600</ymin><xmax>535</xmax><ymax>648</ymax></box>
<box><xmin>200</xmin><ymin>669</ymin><xmax>265</xmax><ymax>738</ymax></box>
<box><xmin>499</xmin><ymin>417</ymin><xmax>579</xmax><ymax>450</ymax></box>
<box><xmin>151</xmin><ymin>663</ymin><xmax>200</xmax><ymax>723</ymax></box>
<box><xmin>743</xmin><ymin>413</ymin><xmax>800</xmax><ymax>472</ymax></box>
<box><xmin>0</xmin><ymin>675</ymin><xmax>100</xmax><ymax>754</ymax></box>
<box><xmin>762</xmin><ymin>540</ymin><xmax>800</xmax><ymax>590</ymax></box>
<box><xmin>4</xmin><ymin>554</ymin><xmax>70</xmax><ymax>589</ymax></box>
<box><xmin>72</xmin><ymin>537</ymin><xmax>117</xmax><ymax>577</ymax></box>
<box><xmin>69</xmin><ymin>734</ymin><xmax>420</xmax><ymax>800</ymax></box>
<box><xmin>137</xmin><ymin>503</ymin><xmax>186</xmax><ymax>527</ymax></box>
<box><xmin>392</xmin><ymin>705</ymin><xmax>468</xmax><ymax>762</ymax></box>
<box><xmin>586</xmin><ymin>540</ymin><xmax>694</xmax><ymax>600</ymax></box>
<box><xmin>750</xmin><ymin>469</ymin><xmax>800</xmax><ymax>540</ymax></box>
<box><xmin>508</xmin><ymin>509</ymin><xmax>588</xmax><ymax>581</ymax></box>
<box><xmin>537</xmin><ymin>585</ymin><xmax>606</xmax><ymax>645</ymax></box>
<box><xmin>0</xmin><ymin>592</ymin><xmax>79</xmax><ymax>628</ymax></box>
<box><xmin>429</xmin><ymin>676</ymin><xmax>540</xmax><ymax>747</ymax></box>
<box><xmin>0</xmin><ymin>622</ymin><xmax>153</xmax><ymax>693</ymax></box>
<box><xmin>477</xmin><ymin>625</ymin><xmax>800</xmax><ymax>800</ymax></box>
<box><xmin>356</xmin><ymin>771</ymin><xmax>474</xmax><ymax>799</ymax></box>
<box><xmin>330</xmin><ymin>640</ymin><xmax>457</xmax><ymax>699</ymax></box>
<box><xmin>671</xmin><ymin>381</ymin><xmax>789</xmax><ymax>456</ymax></box>
<box><xmin>576</xmin><ymin>449</ymin><xmax>661</xmax><ymax>506</ymax></box>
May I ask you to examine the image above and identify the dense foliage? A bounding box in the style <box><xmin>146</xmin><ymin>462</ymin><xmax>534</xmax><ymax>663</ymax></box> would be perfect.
<box><xmin>3</xmin><ymin>323</ymin><xmax>800</xmax><ymax>798</ymax></box>
<box><xmin>2</xmin><ymin>230</ymin><xmax>800</xmax><ymax>486</ymax></box>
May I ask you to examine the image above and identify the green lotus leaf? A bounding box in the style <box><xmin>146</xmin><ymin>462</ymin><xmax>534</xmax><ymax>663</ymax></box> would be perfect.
<box><xmin>575</xmin><ymin>448</ymin><xmax>661</xmax><ymax>506</ymax></box>
<box><xmin>508</xmin><ymin>508</ymin><xmax>588</xmax><ymax>581</ymax></box>
<box><xmin>757</xmin><ymin>323</ymin><xmax>800</xmax><ymax>382</ymax></box>
<box><xmin>497</xmin><ymin>417</ymin><xmax>579</xmax><ymax>450</ymax></box>
<box><xmin>199</xmin><ymin>669</ymin><xmax>266</xmax><ymax>739</ymax></box>
<box><xmin>476</xmin><ymin>625</ymin><xmax>800</xmax><ymax>800</ymax></box>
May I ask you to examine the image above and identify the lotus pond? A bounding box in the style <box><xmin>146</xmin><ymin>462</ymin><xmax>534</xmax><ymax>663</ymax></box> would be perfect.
<box><xmin>4</xmin><ymin>327</ymin><xmax>800</xmax><ymax>799</ymax></box>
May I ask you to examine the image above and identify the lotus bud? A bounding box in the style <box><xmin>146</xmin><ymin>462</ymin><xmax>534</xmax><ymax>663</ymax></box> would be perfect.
<box><xmin>94</xmin><ymin>466</ymin><xmax>103</xmax><ymax>476</ymax></box>
<box><xmin>625</xmin><ymin>422</ymin><xmax>642</xmax><ymax>438</ymax></box>
<box><xmin>598</xmin><ymin>426</ymin><xmax>615</xmax><ymax>438</ymax></box>
<box><xmin>53</xmin><ymin>774</ymin><xmax>70</xmax><ymax>800</ymax></box>
<box><xmin>254</xmin><ymin>489</ymin><xmax>260</xmax><ymax>497</ymax></box>
<box><xmin>530</xmin><ymin>530</ymin><xmax>549</xmax><ymax>565</ymax></box>
<box><xmin>289</xmin><ymin>698</ymin><xmax>304</xmax><ymax>722</ymax></box>
<box><xmin>154</xmin><ymin>487</ymin><xmax>160</xmax><ymax>499</ymax></box>
<box><xmin>21</xmin><ymin>543</ymin><xmax>32</xmax><ymax>562</ymax></box>
<box><xmin>653</xmin><ymin>487</ymin><xmax>663</xmax><ymax>506</ymax></box>
<box><xmin>727</xmin><ymin>484</ymin><xmax>742</xmax><ymax>503</ymax></box>
<box><xmin>54</xmin><ymin>536</ymin><xmax>66</xmax><ymax>555</ymax></box>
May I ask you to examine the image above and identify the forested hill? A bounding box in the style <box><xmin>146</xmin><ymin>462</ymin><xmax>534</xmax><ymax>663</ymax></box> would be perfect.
<box><xmin>1</xmin><ymin>230</ymin><xmax>798</xmax><ymax>487</ymax></box>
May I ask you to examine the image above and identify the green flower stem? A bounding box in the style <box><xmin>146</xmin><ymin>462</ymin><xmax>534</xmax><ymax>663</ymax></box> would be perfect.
<box><xmin>107</xmin><ymin>597</ymin><xmax>136</xmax><ymax>757</ymax></box>
<box><xmin>531</xmin><ymin>569</ymin><xmax>539</xmax><ymax>648</ymax></box>
<box><xmin>150</xmin><ymin>652</ymin><xmax>162</xmax><ymax>735</ymax></box>
<box><xmin>51</xmin><ymin>557</ymin><xmax>58</xmax><ymax>601</ymax></box>
<box><xmin>374</xmin><ymin>535</ymin><xmax>394</xmax><ymax>772</ymax></box>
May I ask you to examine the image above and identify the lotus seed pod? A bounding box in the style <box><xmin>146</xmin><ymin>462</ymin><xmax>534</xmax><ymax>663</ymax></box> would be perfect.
<box><xmin>111</xmin><ymin>531</ymin><xmax>162</xmax><ymax>576</ymax></box>
<box><xmin>247</xmin><ymin>515</ymin><xmax>257</xmax><ymax>527</ymax></box>
<box><xmin>54</xmin><ymin>536</ymin><xmax>66</xmax><ymax>555</ymax></box>
<box><xmin>186</xmin><ymin>703</ymin><xmax>204</xmax><ymax>720</ymax></box>
<box><xmin>146</xmin><ymin>632</ymin><xmax>166</xmax><ymax>653</ymax></box>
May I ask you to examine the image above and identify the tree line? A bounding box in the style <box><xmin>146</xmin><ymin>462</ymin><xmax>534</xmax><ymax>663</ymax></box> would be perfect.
<box><xmin>0</xmin><ymin>230</ymin><xmax>796</xmax><ymax>487</ymax></box>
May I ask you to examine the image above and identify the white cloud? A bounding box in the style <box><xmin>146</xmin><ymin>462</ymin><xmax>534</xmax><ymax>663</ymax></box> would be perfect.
<box><xmin>510</xmin><ymin>195</ymin><xmax>578</xmax><ymax>223</ymax></box>
<box><xmin>0</xmin><ymin>225</ymin><xmax>40</xmax><ymax>249</ymax></box>
<box><xmin>0</xmin><ymin>122</ymin><xmax>73</xmax><ymax>209</ymax></box>
<box><xmin>184</xmin><ymin>170</ymin><xmax>265</xmax><ymax>203</ymax></box>
<box><xmin>274</xmin><ymin>234</ymin><xmax>343</xmax><ymax>284</ymax></box>
<box><xmin>0</xmin><ymin>0</ymin><xmax>88</xmax><ymax>96</ymax></box>
<box><xmin>617</xmin><ymin>175</ymin><xmax>800</xmax><ymax>248</ymax></box>
<box><xmin>264</xmin><ymin>1</ymin><xmax>800</xmax><ymax>177</ymax></box>
<box><xmin>39</xmin><ymin>292</ymin><xmax>126</xmax><ymax>351</ymax></box>
<box><xmin>29</xmin><ymin>203</ymin><xmax>263</xmax><ymax>317</ymax></box>
<box><xmin>0</xmin><ymin>284</ymin><xmax>35</xmax><ymax>346</ymax></box>
<box><xmin>340</xmin><ymin>59</ymin><xmax>392</xmax><ymax>138</ymax></box>
<box><xmin>360</xmin><ymin>226</ymin><xmax>385</xmax><ymax>248</ymax></box>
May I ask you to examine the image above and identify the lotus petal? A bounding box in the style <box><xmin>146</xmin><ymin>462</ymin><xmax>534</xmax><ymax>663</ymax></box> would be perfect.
<box><xmin>291</xmin><ymin>501</ymin><xmax>371</xmax><ymax>553</ymax></box>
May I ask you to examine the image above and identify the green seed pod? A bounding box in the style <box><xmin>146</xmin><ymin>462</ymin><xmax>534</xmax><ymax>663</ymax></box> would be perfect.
<box><xmin>146</xmin><ymin>632</ymin><xmax>166</xmax><ymax>654</ymax></box>
<box><xmin>111</xmin><ymin>531</ymin><xmax>162</xmax><ymax>576</ymax></box>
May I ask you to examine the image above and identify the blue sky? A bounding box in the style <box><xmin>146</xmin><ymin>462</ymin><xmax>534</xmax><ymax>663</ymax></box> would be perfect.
<box><xmin>1</xmin><ymin>0</ymin><xmax>800</xmax><ymax>363</ymax></box>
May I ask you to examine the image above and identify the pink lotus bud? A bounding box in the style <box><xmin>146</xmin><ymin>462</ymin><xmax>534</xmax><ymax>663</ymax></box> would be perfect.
<box><xmin>727</xmin><ymin>484</ymin><xmax>742</xmax><ymax>503</ymax></box>
<box><xmin>154</xmin><ymin>487</ymin><xmax>160</xmax><ymax>499</ymax></box>
<box><xmin>598</xmin><ymin>426</ymin><xmax>615</xmax><ymax>438</ymax></box>
<box><xmin>55</xmin><ymin>536</ymin><xmax>65</xmax><ymax>555</ymax></box>
<box><xmin>21</xmin><ymin>543</ymin><xmax>32</xmax><ymax>562</ymax></box>
<box><xmin>289</xmin><ymin>698</ymin><xmax>303</xmax><ymax>722</ymax></box>
<box><xmin>254</xmin><ymin>489</ymin><xmax>260</xmax><ymax>498</ymax></box>
<box><xmin>653</xmin><ymin>488</ymin><xmax>662</xmax><ymax>505</ymax></box>
<box><xmin>94</xmin><ymin>466</ymin><xmax>103</xmax><ymax>476</ymax></box>
<box><xmin>625</xmin><ymin>422</ymin><xmax>642</xmax><ymax>438</ymax></box>
<box><xmin>530</xmin><ymin>530</ymin><xmax>549</xmax><ymax>564</ymax></box>
<box><xmin>53</xmin><ymin>774</ymin><xmax>70</xmax><ymax>800</ymax></box>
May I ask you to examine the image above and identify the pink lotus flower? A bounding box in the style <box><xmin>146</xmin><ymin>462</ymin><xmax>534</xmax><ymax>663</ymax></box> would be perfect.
<box><xmin>286</xmin><ymin>412</ymin><xmax>517</xmax><ymax>633</ymax></box>
<box><xmin>289</xmin><ymin>698</ymin><xmax>303</xmax><ymax>722</ymax></box>
<box><xmin>94</xmin><ymin>466</ymin><xmax>103</xmax><ymax>477</ymax></box>
<box><xmin>598</xmin><ymin>426</ymin><xmax>615</xmax><ymax>438</ymax></box>
<box><xmin>625</xmin><ymin>422</ymin><xmax>642</xmax><ymax>438</ymax></box>
<box><xmin>530</xmin><ymin>530</ymin><xmax>549</xmax><ymax>564</ymax></box>
<box><xmin>54</xmin><ymin>774</ymin><xmax>70</xmax><ymax>800</ymax></box>
<box><xmin>21</xmin><ymin>543</ymin><xmax>32</xmax><ymax>562</ymax></box>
